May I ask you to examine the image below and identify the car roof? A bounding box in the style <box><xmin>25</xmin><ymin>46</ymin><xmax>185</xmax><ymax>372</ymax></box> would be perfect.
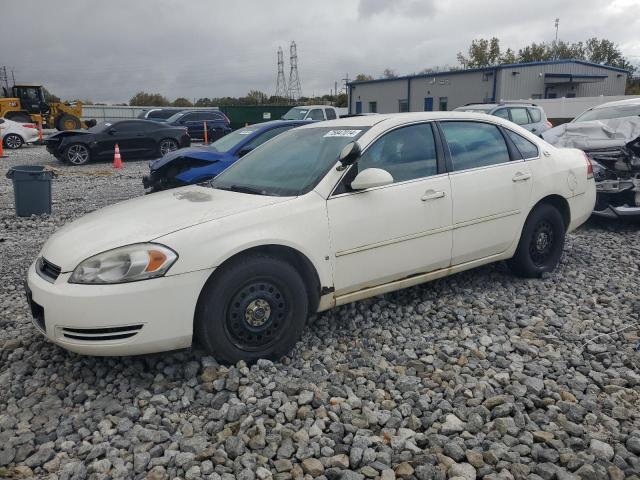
<box><xmin>289</xmin><ymin>105</ymin><xmax>333</xmax><ymax>109</ymax></box>
<box><xmin>296</xmin><ymin>111</ymin><xmax>519</xmax><ymax>129</ymax></box>
<box><xmin>590</xmin><ymin>97</ymin><xmax>640</xmax><ymax>109</ymax></box>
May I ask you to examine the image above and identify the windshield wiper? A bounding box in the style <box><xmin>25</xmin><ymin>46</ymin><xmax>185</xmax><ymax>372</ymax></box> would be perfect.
<box><xmin>213</xmin><ymin>184</ymin><xmax>267</xmax><ymax>195</ymax></box>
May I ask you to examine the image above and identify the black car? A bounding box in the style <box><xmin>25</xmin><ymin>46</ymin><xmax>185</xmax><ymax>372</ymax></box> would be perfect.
<box><xmin>163</xmin><ymin>110</ymin><xmax>231</xmax><ymax>141</ymax></box>
<box><xmin>45</xmin><ymin>120</ymin><xmax>191</xmax><ymax>166</ymax></box>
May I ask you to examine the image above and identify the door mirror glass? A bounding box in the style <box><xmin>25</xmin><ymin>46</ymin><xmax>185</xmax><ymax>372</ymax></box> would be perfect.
<box><xmin>351</xmin><ymin>168</ymin><xmax>394</xmax><ymax>190</ymax></box>
<box><xmin>338</xmin><ymin>141</ymin><xmax>361</xmax><ymax>168</ymax></box>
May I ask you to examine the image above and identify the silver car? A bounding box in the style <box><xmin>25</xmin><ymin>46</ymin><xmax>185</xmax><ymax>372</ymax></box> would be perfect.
<box><xmin>454</xmin><ymin>102</ymin><xmax>552</xmax><ymax>136</ymax></box>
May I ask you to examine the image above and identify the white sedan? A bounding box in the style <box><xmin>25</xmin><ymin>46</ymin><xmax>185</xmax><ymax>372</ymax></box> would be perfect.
<box><xmin>0</xmin><ymin>117</ymin><xmax>39</xmax><ymax>149</ymax></box>
<box><xmin>27</xmin><ymin>113</ymin><xmax>596</xmax><ymax>362</ymax></box>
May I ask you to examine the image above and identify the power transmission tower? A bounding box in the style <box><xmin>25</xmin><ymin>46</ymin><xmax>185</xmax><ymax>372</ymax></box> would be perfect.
<box><xmin>288</xmin><ymin>41</ymin><xmax>302</xmax><ymax>101</ymax></box>
<box><xmin>275</xmin><ymin>47</ymin><xmax>288</xmax><ymax>100</ymax></box>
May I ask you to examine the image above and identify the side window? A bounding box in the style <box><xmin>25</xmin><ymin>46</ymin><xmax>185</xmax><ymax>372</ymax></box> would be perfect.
<box><xmin>369</xmin><ymin>101</ymin><xmax>377</xmax><ymax>113</ymax></box>
<box><xmin>244</xmin><ymin>126</ymin><xmax>294</xmax><ymax>150</ymax></box>
<box><xmin>440</xmin><ymin>121</ymin><xmax>511</xmax><ymax>171</ymax></box>
<box><xmin>355</xmin><ymin>123</ymin><xmax>438</xmax><ymax>183</ymax></box>
<box><xmin>505</xmin><ymin>130</ymin><xmax>539</xmax><ymax>159</ymax></box>
<box><xmin>308</xmin><ymin>109</ymin><xmax>324</xmax><ymax>121</ymax></box>
<box><xmin>493</xmin><ymin>108</ymin><xmax>509</xmax><ymax>119</ymax></box>
<box><xmin>509</xmin><ymin>108</ymin><xmax>530</xmax><ymax>125</ymax></box>
<box><xmin>113</xmin><ymin>122</ymin><xmax>140</xmax><ymax>132</ymax></box>
<box><xmin>325</xmin><ymin>108</ymin><xmax>337</xmax><ymax>120</ymax></box>
<box><xmin>438</xmin><ymin>97</ymin><xmax>448</xmax><ymax>111</ymax></box>
<box><xmin>527</xmin><ymin>107</ymin><xmax>542</xmax><ymax>123</ymax></box>
<box><xmin>181</xmin><ymin>113</ymin><xmax>198</xmax><ymax>122</ymax></box>
<box><xmin>203</xmin><ymin>112</ymin><xmax>224</xmax><ymax>122</ymax></box>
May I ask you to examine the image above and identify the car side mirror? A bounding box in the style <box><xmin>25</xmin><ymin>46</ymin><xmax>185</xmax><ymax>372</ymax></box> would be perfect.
<box><xmin>337</xmin><ymin>141</ymin><xmax>361</xmax><ymax>170</ymax></box>
<box><xmin>351</xmin><ymin>168</ymin><xmax>394</xmax><ymax>190</ymax></box>
<box><xmin>108</xmin><ymin>128</ymin><xmax>116</xmax><ymax>135</ymax></box>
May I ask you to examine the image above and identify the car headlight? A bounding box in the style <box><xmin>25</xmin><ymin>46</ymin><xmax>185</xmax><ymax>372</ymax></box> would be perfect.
<box><xmin>69</xmin><ymin>243</ymin><xmax>178</xmax><ymax>284</ymax></box>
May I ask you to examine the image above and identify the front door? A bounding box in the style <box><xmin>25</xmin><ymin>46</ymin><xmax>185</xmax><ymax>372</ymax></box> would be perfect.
<box><xmin>328</xmin><ymin>122</ymin><xmax>453</xmax><ymax>295</ymax></box>
<box><xmin>438</xmin><ymin>120</ymin><xmax>532</xmax><ymax>265</ymax></box>
<box><xmin>95</xmin><ymin>121</ymin><xmax>144</xmax><ymax>158</ymax></box>
<box><xmin>355</xmin><ymin>101</ymin><xmax>362</xmax><ymax>114</ymax></box>
<box><xmin>424</xmin><ymin>97</ymin><xmax>433</xmax><ymax>111</ymax></box>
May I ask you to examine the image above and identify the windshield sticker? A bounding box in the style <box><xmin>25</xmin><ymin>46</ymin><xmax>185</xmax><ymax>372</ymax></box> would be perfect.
<box><xmin>323</xmin><ymin>129</ymin><xmax>362</xmax><ymax>138</ymax></box>
<box><xmin>104</xmin><ymin>123</ymin><xmax>112</xmax><ymax>126</ymax></box>
<box><xmin>237</xmin><ymin>130</ymin><xmax>254</xmax><ymax>135</ymax></box>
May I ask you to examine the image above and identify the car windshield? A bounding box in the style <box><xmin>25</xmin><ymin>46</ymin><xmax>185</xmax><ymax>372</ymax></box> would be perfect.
<box><xmin>165</xmin><ymin>112</ymin><xmax>186</xmax><ymax>123</ymax></box>
<box><xmin>87</xmin><ymin>121</ymin><xmax>112</xmax><ymax>132</ymax></box>
<box><xmin>573</xmin><ymin>104</ymin><xmax>640</xmax><ymax>122</ymax></box>
<box><xmin>208</xmin><ymin>126</ymin><xmax>259</xmax><ymax>152</ymax></box>
<box><xmin>282</xmin><ymin>107</ymin><xmax>309</xmax><ymax>120</ymax></box>
<box><xmin>211</xmin><ymin>126</ymin><xmax>369</xmax><ymax>196</ymax></box>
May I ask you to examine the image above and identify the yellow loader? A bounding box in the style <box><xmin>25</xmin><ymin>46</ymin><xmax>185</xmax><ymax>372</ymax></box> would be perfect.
<box><xmin>0</xmin><ymin>84</ymin><xmax>91</xmax><ymax>130</ymax></box>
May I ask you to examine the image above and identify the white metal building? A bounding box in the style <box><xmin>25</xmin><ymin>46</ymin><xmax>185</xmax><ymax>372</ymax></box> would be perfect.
<box><xmin>348</xmin><ymin>60</ymin><xmax>629</xmax><ymax>114</ymax></box>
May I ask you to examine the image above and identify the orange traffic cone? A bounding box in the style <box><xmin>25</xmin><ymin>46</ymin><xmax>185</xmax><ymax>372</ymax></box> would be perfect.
<box><xmin>0</xmin><ymin>136</ymin><xmax>7</xmax><ymax>158</ymax></box>
<box><xmin>203</xmin><ymin>121</ymin><xmax>208</xmax><ymax>144</ymax></box>
<box><xmin>37</xmin><ymin>122</ymin><xmax>43</xmax><ymax>143</ymax></box>
<box><xmin>113</xmin><ymin>144</ymin><xmax>123</xmax><ymax>169</ymax></box>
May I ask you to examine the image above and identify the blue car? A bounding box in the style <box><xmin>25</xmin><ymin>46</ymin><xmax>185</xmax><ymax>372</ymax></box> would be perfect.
<box><xmin>142</xmin><ymin>120</ymin><xmax>310</xmax><ymax>192</ymax></box>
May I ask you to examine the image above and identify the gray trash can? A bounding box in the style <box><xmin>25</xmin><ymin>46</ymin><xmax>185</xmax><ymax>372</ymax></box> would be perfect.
<box><xmin>6</xmin><ymin>165</ymin><xmax>54</xmax><ymax>216</ymax></box>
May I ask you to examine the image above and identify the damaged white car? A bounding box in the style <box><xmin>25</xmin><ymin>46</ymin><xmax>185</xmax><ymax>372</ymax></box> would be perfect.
<box><xmin>544</xmin><ymin>115</ymin><xmax>640</xmax><ymax>219</ymax></box>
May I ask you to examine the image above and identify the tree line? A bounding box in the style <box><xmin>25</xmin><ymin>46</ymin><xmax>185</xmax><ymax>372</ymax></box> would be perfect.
<box><xmin>355</xmin><ymin>37</ymin><xmax>636</xmax><ymax>84</ymax></box>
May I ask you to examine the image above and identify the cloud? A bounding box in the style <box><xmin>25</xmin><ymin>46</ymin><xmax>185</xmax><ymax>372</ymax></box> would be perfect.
<box><xmin>0</xmin><ymin>0</ymin><xmax>636</xmax><ymax>103</ymax></box>
<box><xmin>358</xmin><ymin>0</ymin><xmax>437</xmax><ymax>18</ymax></box>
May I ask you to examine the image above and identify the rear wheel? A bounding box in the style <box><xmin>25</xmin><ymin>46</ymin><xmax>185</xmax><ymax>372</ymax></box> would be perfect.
<box><xmin>65</xmin><ymin>143</ymin><xmax>91</xmax><ymax>165</ymax></box>
<box><xmin>195</xmin><ymin>254</ymin><xmax>308</xmax><ymax>363</ymax></box>
<box><xmin>56</xmin><ymin>114</ymin><xmax>81</xmax><ymax>131</ymax></box>
<box><xmin>509</xmin><ymin>204</ymin><xmax>565</xmax><ymax>278</ymax></box>
<box><xmin>3</xmin><ymin>134</ymin><xmax>24</xmax><ymax>149</ymax></box>
<box><xmin>159</xmin><ymin>138</ymin><xmax>178</xmax><ymax>156</ymax></box>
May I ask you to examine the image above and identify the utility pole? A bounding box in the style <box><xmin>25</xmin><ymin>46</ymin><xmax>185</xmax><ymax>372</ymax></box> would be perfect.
<box><xmin>554</xmin><ymin>18</ymin><xmax>560</xmax><ymax>59</ymax></box>
<box><xmin>275</xmin><ymin>47</ymin><xmax>287</xmax><ymax>101</ymax></box>
<box><xmin>287</xmin><ymin>41</ymin><xmax>302</xmax><ymax>101</ymax></box>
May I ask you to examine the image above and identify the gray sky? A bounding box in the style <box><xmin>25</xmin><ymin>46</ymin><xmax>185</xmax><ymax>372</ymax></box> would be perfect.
<box><xmin>2</xmin><ymin>0</ymin><xmax>639</xmax><ymax>103</ymax></box>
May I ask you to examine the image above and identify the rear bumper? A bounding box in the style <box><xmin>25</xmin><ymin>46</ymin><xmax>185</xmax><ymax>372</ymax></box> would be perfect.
<box><xmin>26</xmin><ymin>260</ymin><xmax>214</xmax><ymax>356</ymax></box>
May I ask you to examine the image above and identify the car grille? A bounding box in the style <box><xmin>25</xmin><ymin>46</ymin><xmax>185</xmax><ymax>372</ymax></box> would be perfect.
<box><xmin>37</xmin><ymin>257</ymin><xmax>61</xmax><ymax>282</ymax></box>
<box><xmin>60</xmin><ymin>324</ymin><xmax>143</xmax><ymax>342</ymax></box>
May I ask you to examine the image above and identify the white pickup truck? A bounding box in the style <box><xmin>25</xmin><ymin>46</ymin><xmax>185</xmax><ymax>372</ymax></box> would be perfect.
<box><xmin>282</xmin><ymin>105</ymin><xmax>344</xmax><ymax>121</ymax></box>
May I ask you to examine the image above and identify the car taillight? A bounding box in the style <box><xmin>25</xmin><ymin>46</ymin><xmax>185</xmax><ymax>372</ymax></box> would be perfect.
<box><xmin>22</xmin><ymin>124</ymin><xmax>37</xmax><ymax>129</ymax></box>
<box><xmin>545</xmin><ymin>120</ymin><xmax>553</xmax><ymax>128</ymax></box>
<box><xmin>582</xmin><ymin>151</ymin><xmax>593</xmax><ymax>179</ymax></box>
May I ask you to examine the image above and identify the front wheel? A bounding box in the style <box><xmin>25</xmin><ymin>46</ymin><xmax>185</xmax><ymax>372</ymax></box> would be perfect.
<box><xmin>65</xmin><ymin>143</ymin><xmax>91</xmax><ymax>165</ymax></box>
<box><xmin>195</xmin><ymin>254</ymin><xmax>309</xmax><ymax>363</ymax></box>
<box><xmin>159</xmin><ymin>138</ymin><xmax>178</xmax><ymax>156</ymax></box>
<box><xmin>3</xmin><ymin>134</ymin><xmax>24</xmax><ymax>149</ymax></box>
<box><xmin>508</xmin><ymin>204</ymin><xmax>565</xmax><ymax>278</ymax></box>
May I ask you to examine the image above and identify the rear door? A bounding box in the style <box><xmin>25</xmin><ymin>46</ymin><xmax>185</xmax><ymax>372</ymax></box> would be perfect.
<box><xmin>202</xmin><ymin>112</ymin><xmax>228</xmax><ymax>141</ymax></box>
<box><xmin>180</xmin><ymin>113</ymin><xmax>203</xmax><ymax>139</ymax></box>
<box><xmin>438</xmin><ymin>120</ymin><xmax>532</xmax><ymax>265</ymax></box>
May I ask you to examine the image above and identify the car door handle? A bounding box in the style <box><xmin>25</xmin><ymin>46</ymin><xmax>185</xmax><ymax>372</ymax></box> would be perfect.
<box><xmin>421</xmin><ymin>190</ymin><xmax>446</xmax><ymax>201</ymax></box>
<box><xmin>512</xmin><ymin>172</ymin><xmax>532</xmax><ymax>182</ymax></box>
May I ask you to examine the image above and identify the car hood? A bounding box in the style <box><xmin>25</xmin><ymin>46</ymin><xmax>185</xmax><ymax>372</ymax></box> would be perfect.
<box><xmin>40</xmin><ymin>185</ymin><xmax>292</xmax><ymax>272</ymax></box>
<box><xmin>542</xmin><ymin>116</ymin><xmax>640</xmax><ymax>150</ymax></box>
<box><xmin>150</xmin><ymin>147</ymin><xmax>227</xmax><ymax>170</ymax></box>
<box><xmin>45</xmin><ymin>129</ymin><xmax>91</xmax><ymax>141</ymax></box>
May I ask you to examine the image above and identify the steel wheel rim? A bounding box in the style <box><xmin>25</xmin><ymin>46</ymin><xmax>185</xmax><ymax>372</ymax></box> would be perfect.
<box><xmin>68</xmin><ymin>145</ymin><xmax>89</xmax><ymax>164</ymax></box>
<box><xmin>529</xmin><ymin>220</ymin><xmax>555</xmax><ymax>266</ymax></box>
<box><xmin>224</xmin><ymin>280</ymin><xmax>289</xmax><ymax>351</ymax></box>
<box><xmin>160</xmin><ymin>140</ymin><xmax>177</xmax><ymax>155</ymax></box>
<box><xmin>5</xmin><ymin>135</ymin><xmax>22</xmax><ymax>149</ymax></box>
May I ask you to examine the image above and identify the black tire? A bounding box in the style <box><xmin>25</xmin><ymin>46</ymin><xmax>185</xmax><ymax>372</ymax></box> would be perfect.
<box><xmin>508</xmin><ymin>204</ymin><xmax>566</xmax><ymax>278</ymax></box>
<box><xmin>195</xmin><ymin>254</ymin><xmax>309</xmax><ymax>363</ymax></box>
<box><xmin>56</xmin><ymin>114</ymin><xmax>81</xmax><ymax>131</ymax></box>
<box><xmin>158</xmin><ymin>138</ymin><xmax>179</xmax><ymax>156</ymax></box>
<box><xmin>6</xmin><ymin>112</ymin><xmax>31</xmax><ymax>123</ymax></box>
<box><xmin>3</xmin><ymin>133</ymin><xmax>24</xmax><ymax>149</ymax></box>
<box><xmin>64</xmin><ymin>143</ymin><xmax>91</xmax><ymax>165</ymax></box>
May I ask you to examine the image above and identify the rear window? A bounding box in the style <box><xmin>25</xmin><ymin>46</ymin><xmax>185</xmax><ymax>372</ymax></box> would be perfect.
<box><xmin>528</xmin><ymin>108</ymin><xmax>542</xmax><ymax>123</ymax></box>
<box><xmin>505</xmin><ymin>129</ymin><xmax>539</xmax><ymax>159</ymax></box>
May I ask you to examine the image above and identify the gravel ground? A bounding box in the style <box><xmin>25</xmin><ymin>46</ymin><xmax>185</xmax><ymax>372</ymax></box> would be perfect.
<box><xmin>1</xmin><ymin>145</ymin><xmax>640</xmax><ymax>480</ymax></box>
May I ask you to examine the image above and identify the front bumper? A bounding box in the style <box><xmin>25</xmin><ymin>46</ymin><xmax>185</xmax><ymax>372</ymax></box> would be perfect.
<box><xmin>26</xmin><ymin>261</ymin><xmax>213</xmax><ymax>356</ymax></box>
